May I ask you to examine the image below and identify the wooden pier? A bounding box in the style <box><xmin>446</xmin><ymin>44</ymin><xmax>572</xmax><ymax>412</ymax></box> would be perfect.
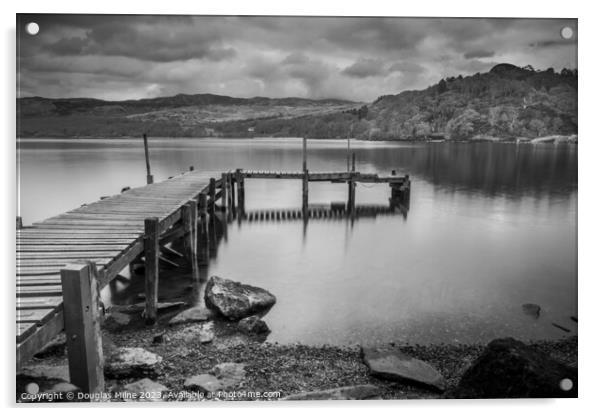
<box><xmin>16</xmin><ymin>165</ymin><xmax>410</xmax><ymax>395</ymax></box>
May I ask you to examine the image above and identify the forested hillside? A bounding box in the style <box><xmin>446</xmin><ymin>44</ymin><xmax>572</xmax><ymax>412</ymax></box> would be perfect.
<box><xmin>18</xmin><ymin>63</ymin><xmax>577</xmax><ymax>141</ymax></box>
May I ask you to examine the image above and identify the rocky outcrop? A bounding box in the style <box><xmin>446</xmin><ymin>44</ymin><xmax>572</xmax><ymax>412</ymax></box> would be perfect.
<box><xmin>204</xmin><ymin>276</ymin><xmax>276</xmax><ymax>320</ymax></box>
<box><xmin>282</xmin><ymin>384</ymin><xmax>382</xmax><ymax>400</ymax></box>
<box><xmin>453</xmin><ymin>338</ymin><xmax>577</xmax><ymax>398</ymax></box>
<box><xmin>237</xmin><ymin>315</ymin><xmax>270</xmax><ymax>334</ymax></box>
<box><xmin>169</xmin><ymin>305</ymin><xmax>214</xmax><ymax>326</ymax></box>
<box><xmin>361</xmin><ymin>346</ymin><xmax>445</xmax><ymax>392</ymax></box>
<box><xmin>105</xmin><ymin>347</ymin><xmax>162</xmax><ymax>379</ymax></box>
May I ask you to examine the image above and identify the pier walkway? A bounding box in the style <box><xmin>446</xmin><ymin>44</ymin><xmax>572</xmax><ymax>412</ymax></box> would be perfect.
<box><xmin>17</xmin><ymin>169</ymin><xmax>216</xmax><ymax>368</ymax></box>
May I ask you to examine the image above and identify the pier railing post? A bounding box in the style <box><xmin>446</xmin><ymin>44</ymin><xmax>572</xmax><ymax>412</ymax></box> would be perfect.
<box><xmin>182</xmin><ymin>200</ymin><xmax>198</xmax><ymax>267</ymax></box>
<box><xmin>199</xmin><ymin>192</ymin><xmax>209</xmax><ymax>265</ymax></box>
<box><xmin>60</xmin><ymin>261</ymin><xmax>104</xmax><ymax>397</ymax></box>
<box><xmin>143</xmin><ymin>217</ymin><xmax>160</xmax><ymax>324</ymax></box>
<box><xmin>221</xmin><ymin>173</ymin><xmax>229</xmax><ymax>220</ymax></box>
<box><xmin>208</xmin><ymin>178</ymin><xmax>217</xmax><ymax>256</ymax></box>
<box><xmin>302</xmin><ymin>170</ymin><xmax>309</xmax><ymax>219</ymax></box>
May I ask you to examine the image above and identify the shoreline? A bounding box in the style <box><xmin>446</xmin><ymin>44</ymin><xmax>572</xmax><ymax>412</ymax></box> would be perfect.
<box><xmin>19</xmin><ymin>307</ymin><xmax>578</xmax><ymax>401</ymax></box>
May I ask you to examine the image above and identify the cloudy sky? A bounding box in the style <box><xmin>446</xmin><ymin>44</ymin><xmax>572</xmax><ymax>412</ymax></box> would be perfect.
<box><xmin>17</xmin><ymin>15</ymin><xmax>577</xmax><ymax>102</ymax></box>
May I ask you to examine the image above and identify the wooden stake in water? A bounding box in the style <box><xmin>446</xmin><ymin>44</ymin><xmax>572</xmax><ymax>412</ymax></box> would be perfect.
<box><xmin>142</xmin><ymin>133</ymin><xmax>153</xmax><ymax>184</ymax></box>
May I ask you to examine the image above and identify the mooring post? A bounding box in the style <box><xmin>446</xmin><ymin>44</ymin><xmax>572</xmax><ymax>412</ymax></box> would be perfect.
<box><xmin>60</xmin><ymin>261</ymin><xmax>104</xmax><ymax>396</ymax></box>
<box><xmin>142</xmin><ymin>133</ymin><xmax>153</xmax><ymax>184</ymax></box>
<box><xmin>16</xmin><ymin>216</ymin><xmax>23</xmax><ymax>230</ymax></box>
<box><xmin>198</xmin><ymin>192</ymin><xmax>210</xmax><ymax>265</ymax></box>
<box><xmin>235</xmin><ymin>168</ymin><xmax>245</xmax><ymax>218</ymax></box>
<box><xmin>143</xmin><ymin>217</ymin><xmax>159</xmax><ymax>324</ymax></box>
<box><xmin>347</xmin><ymin>179</ymin><xmax>356</xmax><ymax>216</ymax></box>
<box><xmin>182</xmin><ymin>200</ymin><xmax>198</xmax><ymax>265</ymax></box>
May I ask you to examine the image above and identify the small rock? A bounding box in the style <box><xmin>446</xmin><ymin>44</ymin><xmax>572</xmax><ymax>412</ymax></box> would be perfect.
<box><xmin>184</xmin><ymin>374</ymin><xmax>223</xmax><ymax>393</ymax></box>
<box><xmin>237</xmin><ymin>315</ymin><xmax>270</xmax><ymax>334</ymax></box>
<box><xmin>522</xmin><ymin>303</ymin><xmax>541</xmax><ymax>318</ymax></box>
<box><xmin>210</xmin><ymin>363</ymin><xmax>246</xmax><ymax>388</ymax></box>
<box><xmin>104</xmin><ymin>311</ymin><xmax>132</xmax><ymax>331</ymax></box>
<box><xmin>123</xmin><ymin>378</ymin><xmax>169</xmax><ymax>402</ymax></box>
<box><xmin>169</xmin><ymin>305</ymin><xmax>214</xmax><ymax>326</ymax></box>
<box><xmin>18</xmin><ymin>365</ymin><xmax>70</xmax><ymax>382</ymax></box>
<box><xmin>204</xmin><ymin>276</ymin><xmax>276</xmax><ymax>320</ymax></box>
<box><xmin>453</xmin><ymin>337</ymin><xmax>577</xmax><ymax>398</ymax></box>
<box><xmin>105</xmin><ymin>347</ymin><xmax>162</xmax><ymax>379</ymax></box>
<box><xmin>34</xmin><ymin>333</ymin><xmax>66</xmax><ymax>358</ymax></box>
<box><xmin>152</xmin><ymin>332</ymin><xmax>166</xmax><ymax>344</ymax></box>
<box><xmin>361</xmin><ymin>346</ymin><xmax>445</xmax><ymax>392</ymax></box>
<box><xmin>172</xmin><ymin>322</ymin><xmax>214</xmax><ymax>344</ymax></box>
<box><xmin>282</xmin><ymin>384</ymin><xmax>381</xmax><ymax>400</ymax></box>
<box><xmin>47</xmin><ymin>382</ymin><xmax>79</xmax><ymax>394</ymax></box>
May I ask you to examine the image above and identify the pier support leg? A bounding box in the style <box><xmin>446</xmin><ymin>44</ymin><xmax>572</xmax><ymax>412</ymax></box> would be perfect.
<box><xmin>208</xmin><ymin>178</ymin><xmax>217</xmax><ymax>257</ymax></box>
<box><xmin>182</xmin><ymin>200</ymin><xmax>198</xmax><ymax>273</ymax></box>
<box><xmin>229</xmin><ymin>173</ymin><xmax>236</xmax><ymax>218</ymax></box>
<box><xmin>199</xmin><ymin>193</ymin><xmax>209</xmax><ymax>265</ymax></box>
<box><xmin>236</xmin><ymin>169</ymin><xmax>245</xmax><ymax>219</ymax></box>
<box><xmin>143</xmin><ymin>217</ymin><xmax>159</xmax><ymax>324</ymax></box>
<box><xmin>221</xmin><ymin>173</ymin><xmax>230</xmax><ymax>222</ymax></box>
<box><xmin>60</xmin><ymin>261</ymin><xmax>104</xmax><ymax>396</ymax></box>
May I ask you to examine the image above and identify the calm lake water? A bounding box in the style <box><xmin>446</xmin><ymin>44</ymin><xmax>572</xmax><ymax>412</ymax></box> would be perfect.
<box><xmin>17</xmin><ymin>138</ymin><xmax>578</xmax><ymax>346</ymax></box>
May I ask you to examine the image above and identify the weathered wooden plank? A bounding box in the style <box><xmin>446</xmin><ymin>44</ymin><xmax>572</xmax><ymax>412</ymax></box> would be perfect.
<box><xmin>17</xmin><ymin>308</ymin><xmax>56</xmax><ymax>324</ymax></box>
<box><xmin>17</xmin><ymin>323</ymin><xmax>36</xmax><ymax>343</ymax></box>
<box><xmin>17</xmin><ymin>296</ymin><xmax>63</xmax><ymax>310</ymax></box>
<box><xmin>17</xmin><ymin>245</ymin><xmax>129</xmax><ymax>252</ymax></box>
<box><xmin>17</xmin><ymin>285</ymin><xmax>63</xmax><ymax>297</ymax></box>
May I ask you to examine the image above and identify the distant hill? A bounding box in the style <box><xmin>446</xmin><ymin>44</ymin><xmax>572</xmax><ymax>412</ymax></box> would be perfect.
<box><xmin>17</xmin><ymin>64</ymin><xmax>577</xmax><ymax>140</ymax></box>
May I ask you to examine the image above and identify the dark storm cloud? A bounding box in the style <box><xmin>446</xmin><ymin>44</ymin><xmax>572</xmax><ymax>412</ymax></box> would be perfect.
<box><xmin>342</xmin><ymin>58</ymin><xmax>386</xmax><ymax>78</ymax></box>
<box><xmin>16</xmin><ymin>15</ymin><xmax>578</xmax><ymax>101</ymax></box>
<box><xmin>464</xmin><ymin>49</ymin><xmax>496</xmax><ymax>59</ymax></box>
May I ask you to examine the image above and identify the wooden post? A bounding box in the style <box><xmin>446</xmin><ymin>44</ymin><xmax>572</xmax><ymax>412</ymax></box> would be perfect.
<box><xmin>208</xmin><ymin>179</ymin><xmax>217</xmax><ymax>255</ymax></box>
<box><xmin>143</xmin><ymin>217</ymin><xmax>159</xmax><ymax>324</ymax></box>
<box><xmin>198</xmin><ymin>192</ymin><xmax>209</xmax><ymax>265</ymax></box>
<box><xmin>142</xmin><ymin>133</ymin><xmax>153</xmax><ymax>184</ymax></box>
<box><xmin>182</xmin><ymin>200</ymin><xmax>198</xmax><ymax>264</ymax></box>
<box><xmin>60</xmin><ymin>262</ymin><xmax>104</xmax><ymax>396</ymax></box>
<box><xmin>221</xmin><ymin>173</ymin><xmax>230</xmax><ymax>221</ymax></box>
<box><xmin>302</xmin><ymin>137</ymin><xmax>307</xmax><ymax>172</ymax></box>
<box><xmin>236</xmin><ymin>169</ymin><xmax>245</xmax><ymax>217</ymax></box>
<box><xmin>347</xmin><ymin>178</ymin><xmax>356</xmax><ymax>215</ymax></box>
<box><xmin>302</xmin><ymin>170</ymin><xmax>309</xmax><ymax>218</ymax></box>
<box><xmin>16</xmin><ymin>216</ymin><xmax>23</xmax><ymax>229</ymax></box>
<box><xmin>230</xmin><ymin>173</ymin><xmax>236</xmax><ymax>217</ymax></box>
<box><xmin>351</xmin><ymin>153</ymin><xmax>356</xmax><ymax>172</ymax></box>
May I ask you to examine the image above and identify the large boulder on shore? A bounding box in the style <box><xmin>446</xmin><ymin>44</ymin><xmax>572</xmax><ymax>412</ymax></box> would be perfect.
<box><xmin>204</xmin><ymin>276</ymin><xmax>276</xmax><ymax>320</ymax></box>
<box><xmin>361</xmin><ymin>346</ymin><xmax>445</xmax><ymax>392</ymax></box>
<box><xmin>453</xmin><ymin>337</ymin><xmax>577</xmax><ymax>398</ymax></box>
